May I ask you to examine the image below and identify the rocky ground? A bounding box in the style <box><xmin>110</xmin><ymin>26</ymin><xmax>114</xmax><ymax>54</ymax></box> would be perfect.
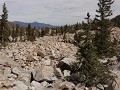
<box><xmin>0</xmin><ymin>28</ymin><xmax>120</xmax><ymax>90</ymax></box>
<box><xmin>0</xmin><ymin>35</ymin><xmax>79</xmax><ymax>90</ymax></box>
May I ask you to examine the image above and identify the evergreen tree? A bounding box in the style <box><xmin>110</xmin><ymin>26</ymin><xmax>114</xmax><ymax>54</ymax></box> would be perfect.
<box><xmin>74</xmin><ymin>22</ymin><xmax>79</xmax><ymax>31</ymax></box>
<box><xmin>31</xmin><ymin>27</ymin><xmax>36</xmax><ymax>41</ymax></box>
<box><xmin>84</xmin><ymin>13</ymin><xmax>91</xmax><ymax>43</ymax></box>
<box><xmin>111</xmin><ymin>15</ymin><xmax>120</xmax><ymax>27</ymax></box>
<box><xmin>11</xmin><ymin>26</ymin><xmax>15</xmax><ymax>42</ymax></box>
<box><xmin>14</xmin><ymin>24</ymin><xmax>20</xmax><ymax>42</ymax></box>
<box><xmin>74</xmin><ymin>13</ymin><xmax>92</xmax><ymax>46</ymax></box>
<box><xmin>40</xmin><ymin>29</ymin><xmax>45</xmax><ymax>37</ymax></box>
<box><xmin>94</xmin><ymin>0</ymin><xmax>115</xmax><ymax>57</ymax></box>
<box><xmin>19</xmin><ymin>27</ymin><xmax>25</xmax><ymax>42</ymax></box>
<box><xmin>0</xmin><ymin>3</ymin><xmax>9</xmax><ymax>43</ymax></box>
<box><xmin>26</xmin><ymin>23</ymin><xmax>35</xmax><ymax>41</ymax></box>
<box><xmin>63</xmin><ymin>25</ymin><xmax>68</xmax><ymax>42</ymax></box>
<box><xmin>73</xmin><ymin>13</ymin><xmax>114</xmax><ymax>87</ymax></box>
<box><xmin>78</xmin><ymin>42</ymin><xmax>113</xmax><ymax>87</ymax></box>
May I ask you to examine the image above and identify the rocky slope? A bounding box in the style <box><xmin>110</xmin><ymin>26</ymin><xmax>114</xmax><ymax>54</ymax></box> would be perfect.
<box><xmin>0</xmin><ymin>35</ymin><xmax>79</xmax><ymax>90</ymax></box>
<box><xmin>0</xmin><ymin>27</ymin><xmax>120</xmax><ymax>90</ymax></box>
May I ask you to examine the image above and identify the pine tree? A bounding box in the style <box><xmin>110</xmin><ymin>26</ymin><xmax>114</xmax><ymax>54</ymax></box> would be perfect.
<box><xmin>20</xmin><ymin>27</ymin><xmax>25</xmax><ymax>42</ymax></box>
<box><xmin>73</xmin><ymin>13</ymin><xmax>114</xmax><ymax>87</ymax></box>
<box><xmin>26</xmin><ymin>23</ymin><xmax>36</xmax><ymax>41</ymax></box>
<box><xmin>74</xmin><ymin>13</ymin><xmax>92</xmax><ymax>46</ymax></box>
<box><xmin>26</xmin><ymin>23</ymin><xmax>32</xmax><ymax>41</ymax></box>
<box><xmin>74</xmin><ymin>22</ymin><xmax>79</xmax><ymax>31</ymax></box>
<box><xmin>63</xmin><ymin>25</ymin><xmax>68</xmax><ymax>42</ymax></box>
<box><xmin>14</xmin><ymin>24</ymin><xmax>20</xmax><ymax>42</ymax></box>
<box><xmin>0</xmin><ymin>3</ymin><xmax>9</xmax><ymax>43</ymax></box>
<box><xmin>94</xmin><ymin>0</ymin><xmax>115</xmax><ymax>57</ymax></box>
<box><xmin>111</xmin><ymin>15</ymin><xmax>120</xmax><ymax>28</ymax></box>
<box><xmin>84</xmin><ymin>13</ymin><xmax>92</xmax><ymax>43</ymax></box>
<box><xmin>11</xmin><ymin>26</ymin><xmax>15</xmax><ymax>42</ymax></box>
<box><xmin>31</xmin><ymin>27</ymin><xmax>36</xmax><ymax>41</ymax></box>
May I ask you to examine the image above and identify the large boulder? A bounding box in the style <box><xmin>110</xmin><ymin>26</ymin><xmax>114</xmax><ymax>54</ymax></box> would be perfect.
<box><xmin>57</xmin><ymin>57</ymin><xmax>77</xmax><ymax>71</ymax></box>
<box><xmin>75</xmin><ymin>84</ymin><xmax>86</xmax><ymax>90</ymax></box>
<box><xmin>53</xmin><ymin>81</ymin><xmax>75</xmax><ymax>90</ymax></box>
<box><xmin>110</xmin><ymin>78</ymin><xmax>120</xmax><ymax>90</ymax></box>
<box><xmin>12</xmin><ymin>67</ymin><xmax>31</xmax><ymax>85</ymax></box>
<box><xmin>32</xmin><ymin>66</ymin><xmax>57</xmax><ymax>82</ymax></box>
<box><xmin>0</xmin><ymin>80</ymin><xmax>15</xmax><ymax>89</ymax></box>
<box><xmin>0</xmin><ymin>55</ymin><xmax>19</xmax><ymax>68</ymax></box>
<box><xmin>11</xmin><ymin>80</ymin><xmax>29</xmax><ymax>90</ymax></box>
<box><xmin>31</xmin><ymin>81</ymin><xmax>44</xmax><ymax>90</ymax></box>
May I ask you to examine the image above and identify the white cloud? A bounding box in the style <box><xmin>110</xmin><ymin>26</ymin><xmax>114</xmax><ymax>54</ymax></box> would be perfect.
<box><xmin>0</xmin><ymin>0</ymin><xmax>119</xmax><ymax>25</ymax></box>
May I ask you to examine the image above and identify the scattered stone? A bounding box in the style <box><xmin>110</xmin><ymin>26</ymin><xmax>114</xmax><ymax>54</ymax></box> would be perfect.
<box><xmin>0</xmin><ymin>80</ymin><xmax>14</xmax><ymax>89</ymax></box>
<box><xmin>44</xmin><ymin>59</ymin><xmax>51</xmax><ymax>66</ymax></box>
<box><xmin>12</xmin><ymin>67</ymin><xmax>21</xmax><ymax>76</ymax></box>
<box><xmin>63</xmin><ymin>70</ymin><xmax>71</xmax><ymax>77</ymax></box>
<box><xmin>57</xmin><ymin>57</ymin><xmax>77</xmax><ymax>71</ymax></box>
<box><xmin>26</xmin><ymin>54</ymin><xmax>34</xmax><ymax>62</ymax></box>
<box><xmin>55</xmin><ymin>68</ymin><xmax>64</xmax><ymax>79</ymax></box>
<box><xmin>12</xmin><ymin>80</ymin><xmax>28</xmax><ymax>90</ymax></box>
<box><xmin>37</xmin><ymin>51</ymin><xmax>45</xmax><ymax>58</ymax></box>
<box><xmin>75</xmin><ymin>84</ymin><xmax>86</xmax><ymax>90</ymax></box>
<box><xmin>12</xmin><ymin>67</ymin><xmax>31</xmax><ymax>85</ymax></box>
<box><xmin>31</xmin><ymin>81</ymin><xmax>44</xmax><ymax>90</ymax></box>
<box><xmin>0</xmin><ymin>35</ymin><xmax>78</xmax><ymax>90</ymax></box>
<box><xmin>4</xmin><ymin>67</ymin><xmax>11</xmax><ymax>76</ymax></box>
<box><xmin>59</xmin><ymin>81</ymin><xmax>75</xmax><ymax>90</ymax></box>
<box><xmin>0</xmin><ymin>55</ymin><xmax>19</xmax><ymax>68</ymax></box>
<box><xmin>32</xmin><ymin>67</ymin><xmax>44</xmax><ymax>82</ymax></box>
<box><xmin>97</xmin><ymin>84</ymin><xmax>104</xmax><ymax>90</ymax></box>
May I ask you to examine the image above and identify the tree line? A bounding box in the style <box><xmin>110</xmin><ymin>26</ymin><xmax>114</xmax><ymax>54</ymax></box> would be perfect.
<box><xmin>72</xmin><ymin>0</ymin><xmax>117</xmax><ymax>87</ymax></box>
<box><xmin>0</xmin><ymin>3</ymin><xmax>56</xmax><ymax>45</ymax></box>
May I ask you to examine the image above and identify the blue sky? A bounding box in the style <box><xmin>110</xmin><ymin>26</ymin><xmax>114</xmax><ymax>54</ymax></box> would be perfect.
<box><xmin>0</xmin><ymin>0</ymin><xmax>119</xmax><ymax>25</ymax></box>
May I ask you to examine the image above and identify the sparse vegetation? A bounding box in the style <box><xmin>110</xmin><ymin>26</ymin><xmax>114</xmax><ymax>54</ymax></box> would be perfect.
<box><xmin>73</xmin><ymin>12</ymin><xmax>114</xmax><ymax>87</ymax></box>
<box><xmin>0</xmin><ymin>3</ymin><xmax>9</xmax><ymax>44</ymax></box>
<box><xmin>94</xmin><ymin>0</ymin><xmax>115</xmax><ymax>57</ymax></box>
<box><xmin>0</xmin><ymin>1</ymin><xmax>120</xmax><ymax>89</ymax></box>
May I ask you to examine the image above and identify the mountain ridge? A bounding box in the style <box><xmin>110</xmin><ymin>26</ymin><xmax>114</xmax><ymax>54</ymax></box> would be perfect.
<box><xmin>12</xmin><ymin>21</ymin><xmax>56</xmax><ymax>28</ymax></box>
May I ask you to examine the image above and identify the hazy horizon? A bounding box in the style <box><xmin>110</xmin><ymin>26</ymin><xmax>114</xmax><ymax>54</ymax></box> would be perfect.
<box><xmin>0</xmin><ymin>0</ymin><xmax>120</xmax><ymax>26</ymax></box>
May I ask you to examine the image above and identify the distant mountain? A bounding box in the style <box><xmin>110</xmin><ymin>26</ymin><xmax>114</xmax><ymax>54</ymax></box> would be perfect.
<box><xmin>12</xmin><ymin>21</ymin><xmax>56</xmax><ymax>28</ymax></box>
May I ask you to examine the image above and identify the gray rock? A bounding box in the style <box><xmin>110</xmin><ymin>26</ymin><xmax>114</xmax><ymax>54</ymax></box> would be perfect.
<box><xmin>37</xmin><ymin>51</ymin><xmax>45</xmax><ymax>58</ymax></box>
<box><xmin>31</xmin><ymin>81</ymin><xmax>44</xmax><ymax>90</ymax></box>
<box><xmin>97</xmin><ymin>84</ymin><xmax>104</xmax><ymax>90</ymax></box>
<box><xmin>57</xmin><ymin>57</ymin><xmax>77</xmax><ymax>71</ymax></box>
<box><xmin>42</xmin><ymin>66</ymin><xmax>57</xmax><ymax>81</ymax></box>
<box><xmin>63</xmin><ymin>70</ymin><xmax>71</xmax><ymax>77</ymax></box>
<box><xmin>59</xmin><ymin>81</ymin><xmax>75</xmax><ymax>90</ymax></box>
<box><xmin>32</xmin><ymin>66</ymin><xmax>57</xmax><ymax>82</ymax></box>
<box><xmin>12</xmin><ymin>67</ymin><xmax>31</xmax><ymax>85</ymax></box>
<box><xmin>55</xmin><ymin>68</ymin><xmax>64</xmax><ymax>79</ymax></box>
<box><xmin>44</xmin><ymin>59</ymin><xmax>51</xmax><ymax>66</ymax></box>
<box><xmin>75</xmin><ymin>84</ymin><xmax>86</xmax><ymax>90</ymax></box>
<box><xmin>4</xmin><ymin>67</ymin><xmax>11</xmax><ymax>76</ymax></box>
<box><xmin>32</xmin><ymin>67</ymin><xmax>44</xmax><ymax>82</ymax></box>
<box><xmin>0</xmin><ymin>55</ymin><xmax>19</xmax><ymax>68</ymax></box>
<box><xmin>12</xmin><ymin>67</ymin><xmax>21</xmax><ymax>76</ymax></box>
<box><xmin>0</xmin><ymin>74</ymin><xmax>7</xmax><ymax>81</ymax></box>
<box><xmin>19</xmin><ymin>71</ymin><xmax>31</xmax><ymax>85</ymax></box>
<box><xmin>41</xmin><ymin>81</ymin><xmax>49</xmax><ymax>87</ymax></box>
<box><xmin>0</xmin><ymin>80</ymin><xmax>15</xmax><ymax>89</ymax></box>
<box><xmin>90</xmin><ymin>87</ymin><xmax>98</xmax><ymax>90</ymax></box>
<box><xmin>26</xmin><ymin>54</ymin><xmax>34</xmax><ymax>62</ymax></box>
<box><xmin>12</xmin><ymin>80</ymin><xmax>28</xmax><ymax>90</ymax></box>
